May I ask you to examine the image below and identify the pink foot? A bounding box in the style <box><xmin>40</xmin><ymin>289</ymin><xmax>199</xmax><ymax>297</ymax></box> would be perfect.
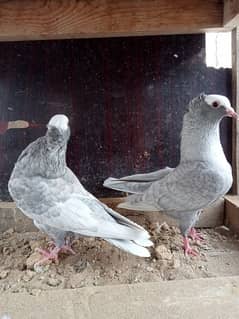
<box><xmin>35</xmin><ymin>244</ymin><xmax>76</xmax><ymax>265</ymax></box>
<box><xmin>183</xmin><ymin>237</ymin><xmax>198</xmax><ymax>256</ymax></box>
<box><xmin>189</xmin><ymin>228</ymin><xmax>204</xmax><ymax>241</ymax></box>
<box><xmin>35</xmin><ymin>247</ymin><xmax>61</xmax><ymax>264</ymax></box>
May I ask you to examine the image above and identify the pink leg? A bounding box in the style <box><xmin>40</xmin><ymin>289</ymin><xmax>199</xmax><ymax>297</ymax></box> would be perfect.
<box><xmin>35</xmin><ymin>243</ymin><xmax>76</xmax><ymax>265</ymax></box>
<box><xmin>189</xmin><ymin>228</ymin><xmax>204</xmax><ymax>241</ymax></box>
<box><xmin>183</xmin><ymin>237</ymin><xmax>198</xmax><ymax>256</ymax></box>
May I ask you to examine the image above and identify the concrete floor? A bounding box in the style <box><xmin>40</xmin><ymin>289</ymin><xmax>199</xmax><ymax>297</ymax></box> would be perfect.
<box><xmin>0</xmin><ymin>276</ymin><xmax>239</xmax><ymax>319</ymax></box>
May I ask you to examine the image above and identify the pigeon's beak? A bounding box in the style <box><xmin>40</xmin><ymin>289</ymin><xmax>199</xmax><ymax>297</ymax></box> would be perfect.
<box><xmin>226</xmin><ymin>108</ymin><xmax>239</xmax><ymax>119</ymax></box>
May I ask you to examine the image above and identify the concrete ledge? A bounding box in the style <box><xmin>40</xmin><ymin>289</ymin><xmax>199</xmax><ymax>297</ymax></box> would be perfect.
<box><xmin>0</xmin><ymin>198</ymin><xmax>225</xmax><ymax>233</ymax></box>
<box><xmin>0</xmin><ymin>276</ymin><xmax>239</xmax><ymax>318</ymax></box>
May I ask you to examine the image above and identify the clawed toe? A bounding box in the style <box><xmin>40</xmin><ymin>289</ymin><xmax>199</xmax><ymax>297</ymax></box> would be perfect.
<box><xmin>183</xmin><ymin>237</ymin><xmax>198</xmax><ymax>256</ymax></box>
<box><xmin>35</xmin><ymin>247</ymin><xmax>60</xmax><ymax>264</ymax></box>
<box><xmin>189</xmin><ymin>228</ymin><xmax>204</xmax><ymax>242</ymax></box>
<box><xmin>34</xmin><ymin>242</ymin><xmax>76</xmax><ymax>265</ymax></box>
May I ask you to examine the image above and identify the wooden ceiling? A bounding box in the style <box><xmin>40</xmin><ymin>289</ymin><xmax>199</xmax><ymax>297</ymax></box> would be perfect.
<box><xmin>0</xmin><ymin>0</ymin><xmax>237</xmax><ymax>41</ymax></box>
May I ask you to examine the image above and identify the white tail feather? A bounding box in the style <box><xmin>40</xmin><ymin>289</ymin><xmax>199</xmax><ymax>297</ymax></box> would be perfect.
<box><xmin>104</xmin><ymin>177</ymin><xmax>151</xmax><ymax>194</ymax></box>
<box><xmin>107</xmin><ymin>239</ymin><xmax>151</xmax><ymax>257</ymax></box>
<box><xmin>118</xmin><ymin>201</ymin><xmax>159</xmax><ymax>212</ymax></box>
<box><xmin>134</xmin><ymin>238</ymin><xmax>154</xmax><ymax>247</ymax></box>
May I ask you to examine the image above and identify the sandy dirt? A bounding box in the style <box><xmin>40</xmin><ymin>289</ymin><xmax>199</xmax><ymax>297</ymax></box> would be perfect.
<box><xmin>0</xmin><ymin>223</ymin><xmax>239</xmax><ymax>295</ymax></box>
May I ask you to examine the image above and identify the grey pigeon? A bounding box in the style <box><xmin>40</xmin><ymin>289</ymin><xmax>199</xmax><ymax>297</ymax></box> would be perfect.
<box><xmin>8</xmin><ymin>115</ymin><xmax>153</xmax><ymax>263</ymax></box>
<box><xmin>104</xmin><ymin>94</ymin><xmax>238</xmax><ymax>255</ymax></box>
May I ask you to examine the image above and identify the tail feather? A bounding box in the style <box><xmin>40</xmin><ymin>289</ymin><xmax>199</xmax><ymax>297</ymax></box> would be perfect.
<box><xmin>104</xmin><ymin>167</ymin><xmax>173</xmax><ymax>194</ymax></box>
<box><xmin>134</xmin><ymin>238</ymin><xmax>154</xmax><ymax>247</ymax></box>
<box><xmin>106</xmin><ymin>238</ymin><xmax>152</xmax><ymax>257</ymax></box>
<box><xmin>104</xmin><ymin>177</ymin><xmax>151</xmax><ymax>194</ymax></box>
<box><xmin>117</xmin><ymin>199</ymin><xmax>160</xmax><ymax>212</ymax></box>
<box><xmin>113</xmin><ymin>167</ymin><xmax>173</xmax><ymax>182</ymax></box>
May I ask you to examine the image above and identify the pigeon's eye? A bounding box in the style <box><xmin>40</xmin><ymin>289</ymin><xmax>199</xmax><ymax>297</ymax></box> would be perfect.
<box><xmin>212</xmin><ymin>101</ymin><xmax>219</xmax><ymax>108</ymax></box>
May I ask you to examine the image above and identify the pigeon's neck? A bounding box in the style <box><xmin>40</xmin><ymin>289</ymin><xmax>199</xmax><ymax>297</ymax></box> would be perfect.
<box><xmin>14</xmin><ymin>136</ymin><xmax>68</xmax><ymax>179</ymax></box>
<box><xmin>43</xmin><ymin>139</ymin><xmax>67</xmax><ymax>178</ymax></box>
<box><xmin>180</xmin><ymin>114</ymin><xmax>225</xmax><ymax>163</ymax></box>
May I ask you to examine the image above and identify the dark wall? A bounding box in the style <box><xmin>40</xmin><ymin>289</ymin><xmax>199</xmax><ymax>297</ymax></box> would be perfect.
<box><xmin>0</xmin><ymin>35</ymin><xmax>232</xmax><ymax>200</ymax></box>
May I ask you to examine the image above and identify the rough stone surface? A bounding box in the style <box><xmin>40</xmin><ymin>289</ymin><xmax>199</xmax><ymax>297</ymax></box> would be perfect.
<box><xmin>155</xmin><ymin>244</ymin><xmax>172</xmax><ymax>260</ymax></box>
<box><xmin>0</xmin><ymin>271</ymin><xmax>9</xmax><ymax>280</ymax></box>
<box><xmin>26</xmin><ymin>252</ymin><xmax>42</xmax><ymax>270</ymax></box>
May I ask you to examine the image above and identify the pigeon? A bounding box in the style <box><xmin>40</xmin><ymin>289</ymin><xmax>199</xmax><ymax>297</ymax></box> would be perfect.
<box><xmin>8</xmin><ymin>114</ymin><xmax>153</xmax><ymax>263</ymax></box>
<box><xmin>104</xmin><ymin>94</ymin><xmax>238</xmax><ymax>255</ymax></box>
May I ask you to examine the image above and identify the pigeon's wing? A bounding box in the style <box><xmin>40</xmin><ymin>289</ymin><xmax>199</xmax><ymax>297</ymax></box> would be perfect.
<box><xmin>40</xmin><ymin>194</ymin><xmax>150</xmax><ymax>240</ymax></box>
<box><xmin>13</xmin><ymin>176</ymin><xmax>99</xmax><ymax>232</ymax></box>
<box><xmin>124</xmin><ymin>161</ymin><xmax>229</xmax><ymax>212</ymax></box>
<box><xmin>13</xmin><ymin>173</ymin><xmax>149</xmax><ymax>240</ymax></box>
<box><xmin>104</xmin><ymin>167</ymin><xmax>173</xmax><ymax>194</ymax></box>
<box><xmin>63</xmin><ymin>168</ymin><xmax>150</xmax><ymax>234</ymax></box>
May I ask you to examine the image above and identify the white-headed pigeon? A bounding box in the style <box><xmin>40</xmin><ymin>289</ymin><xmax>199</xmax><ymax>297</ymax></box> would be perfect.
<box><xmin>104</xmin><ymin>94</ymin><xmax>237</xmax><ymax>255</ymax></box>
<box><xmin>8</xmin><ymin>114</ymin><xmax>153</xmax><ymax>263</ymax></box>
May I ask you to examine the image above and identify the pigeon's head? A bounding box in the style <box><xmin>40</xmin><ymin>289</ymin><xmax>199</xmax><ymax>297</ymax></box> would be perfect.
<box><xmin>188</xmin><ymin>93</ymin><xmax>238</xmax><ymax>121</ymax></box>
<box><xmin>48</xmin><ymin>114</ymin><xmax>69</xmax><ymax>131</ymax></box>
<box><xmin>47</xmin><ymin>114</ymin><xmax>70</xmax><ymax>145</ymax></box>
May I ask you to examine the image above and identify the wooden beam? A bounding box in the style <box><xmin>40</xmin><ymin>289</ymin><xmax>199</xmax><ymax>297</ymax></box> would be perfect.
<box><xmin>0</xmin><ymin>0</ymin><xmax>223</xmax><ymax>41</ymax></box>
<box><xmin>231</xmin><ymin>28</ymin><xmax>239</xmax><ymax>194</ymax></box>
<box><xmin>103</xmin><ymin>197</ymin><xmax>225</xmax><ymax>228</ymax></box>
<box><xmin>0</xmin><ymin>198</ymin><xmax>224</xmax><ymax>233</ymax></box>
<box><xmin>224</xmin><ymin>0</ymin><xmax>239</xmax><ymax>28</ymax></box>
<box><xmin>225</xmin><ymin>195</ymin><xmax>239</xmax><ymax>232</ymax></box>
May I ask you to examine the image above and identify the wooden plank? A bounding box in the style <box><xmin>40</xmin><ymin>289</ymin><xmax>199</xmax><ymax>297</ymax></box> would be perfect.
<box><xmin>231</xmin><ymin>28</ymin><xmax>239</xmax><ymax>194</ymax></box>
<box><xmin>102</xmin><ymin>197</ymin><xmax>225</xmax><ymax>228</ymax></box>
<box><xmin>224</xmin><ymin>0</ymin><xmax>239</xmax><ymax>27</ymax></box>
<box><xmin>0</xmin><ymin>0</ymin><xmax>223</xmax><ymax>41</ymax></box>
<box><xmin>0</xmin><ymin>198</ymin><xmax>224</xmax><ymax>233</ymax></box>
<box><xmin>225</xmin><ymin>195</ymin><xmax>239</xmax><ymax>232</ymax></box>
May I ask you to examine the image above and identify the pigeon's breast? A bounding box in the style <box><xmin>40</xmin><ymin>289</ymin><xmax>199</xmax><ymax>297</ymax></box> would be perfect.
<box><xmin>211</xmin><ymin>159</ymin><xmax>233</xmax><ymax>196</ymax></box>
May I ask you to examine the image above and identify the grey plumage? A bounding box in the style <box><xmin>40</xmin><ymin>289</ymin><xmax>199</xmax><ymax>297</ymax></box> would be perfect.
<box><xmin>8</xmin><ymin>114</ymin><xmax>153</xmax><ymax>259</ymax></box>
<box><xmin>104</xmin><ymin>167</ymin><xmax>173</xmax><ymax>194</ymax></box>
<box><xmin>104</xmin><ymin>94</ymin><xmax>237</xmax><ymax>254</ymax></box>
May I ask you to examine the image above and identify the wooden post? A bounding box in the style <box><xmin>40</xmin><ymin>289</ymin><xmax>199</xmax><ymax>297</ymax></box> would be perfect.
<box><xmin>224</xmin><ymin>0</ymin><xmax>239</xmax><ymax>28</ymax></box>
<box><xmin>231</xmin><ymin>28</ymin><xmax>239</xmax><ymax>194</ymax></box>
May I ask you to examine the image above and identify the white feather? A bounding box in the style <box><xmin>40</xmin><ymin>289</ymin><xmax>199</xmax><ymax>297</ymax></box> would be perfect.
<box><xmin>118</xmin><ymin>201</ymin><xmax>159</xmax><ymax>212</ymax></box>
<box><xmin>134</xmin><ymin>238</ymin><xmax>154</xmax><ymax>247</ymax></box>
<box><xmin>48</xmin><ymin>114</ymin><xmax>69</xmax><ymax>130</ymax></box>
<box><xmin>205</xmin><ymin>94</ymin><xmax>231</xmax><ymax>108</ymax></box>
<box><xmin>107</xmin><ymin>239</ymin><xmax>151</xmax><ymax>257</ymax></box>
